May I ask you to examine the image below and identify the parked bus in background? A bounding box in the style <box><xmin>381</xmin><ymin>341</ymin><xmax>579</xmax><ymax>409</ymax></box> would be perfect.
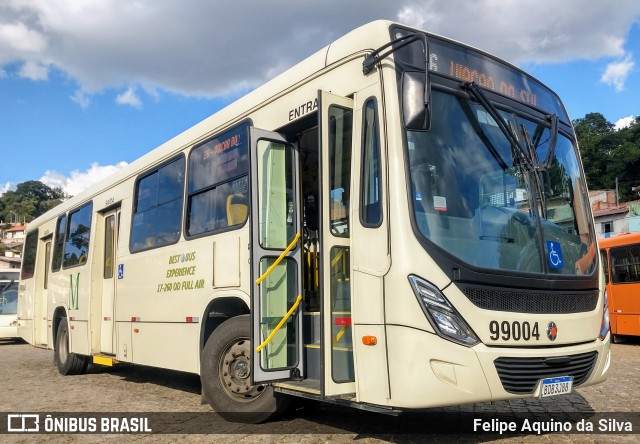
<box><xmin>18</xmin><ymin>20</ymin><xmax>609</xmax><ymax>423</ymax></box>
<box><xmin>0</xmin><ymin>268</ymin><xmax>20</xmax><ymax>340</ymax></box>
<box><xmin>599</xmin><ymin>232</ymin><xmax>640</xmax><ymax>342</ymax></box>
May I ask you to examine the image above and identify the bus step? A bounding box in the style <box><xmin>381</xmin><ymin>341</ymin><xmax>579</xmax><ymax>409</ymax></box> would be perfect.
<box><xmin>92</xmin><ymin>355</ymin><xmax>118</xmax><ymax>367</ymax></box>
<box><xmin>274</xmin><ymin>378</ymin><xmax>321</xmax><ymax>396</ymax></box>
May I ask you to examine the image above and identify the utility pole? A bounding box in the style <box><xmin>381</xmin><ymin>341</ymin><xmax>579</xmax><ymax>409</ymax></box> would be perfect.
<box><xmin>615</xmin><ymin>177</ymin><xmax>619</xmax><ymax>206</ymax></box>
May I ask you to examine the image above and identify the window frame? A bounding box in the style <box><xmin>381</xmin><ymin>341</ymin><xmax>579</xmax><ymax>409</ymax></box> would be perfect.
<box><xmin>51</xmin><ymin>214</ymin><xmax>67</xmax><ymax>273</ymax></box>
<box><xmin>62</xmin><ymin>201</ymin><xmax>94</xmax><ymax>269</ymax></box>
<box><xmin>359</xmin><ymin>97</ymin><xmax>383</xmax><ymax>228</ymax></box>
<box><xmin>185</xmin><ymin>121</ymin><xmax>250</xmax><ymax>240</ymax></box>
<box><xmin>20</xmin><ymin>229</ymin><xmax>39</xmax><ymax>280</ymax></box>
<box><xmin>610</xmin><ymin>243</ymin><xmax>640</xmax><ymax>284</ymax></box>
<box><xmin>328</xmin><ymin>105</ymin><xmax>354</xmax><ymax>238</ymax></box>
<box><xmin>129</xmin><ymin>154</ymin><xmax>186</xmax><ymax>254</ymax></box>
<box><xmin>600</xmin><ymin>249</ymin><xmax>610</xmax><ymax>285</ymax></box>
<box><xmin>602</xmin><ymin>221</ymin><xmax>613</xmax><ymax>234</ymax></box>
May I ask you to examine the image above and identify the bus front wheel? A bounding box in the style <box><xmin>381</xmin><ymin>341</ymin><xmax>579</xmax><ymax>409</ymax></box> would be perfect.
<box><xmin>54</xmin><ymin>318</ymin><xmax>88</xmax><ymax>375</ymax></box>
<box><xmin>200</xmin><ymin>315</ymin><xmax>290</xmax><ymax>423</ymax></box>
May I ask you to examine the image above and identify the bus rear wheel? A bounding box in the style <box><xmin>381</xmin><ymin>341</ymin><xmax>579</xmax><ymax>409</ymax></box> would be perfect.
<box><xmin>54</xmin><ymin>318</ymin><xmax>88</xmax><ymax>375</ymax></box>
<box><xmin>200</xmin><ymin>315</ymin><xmax>290</xmax><ymax>423</ymax></box>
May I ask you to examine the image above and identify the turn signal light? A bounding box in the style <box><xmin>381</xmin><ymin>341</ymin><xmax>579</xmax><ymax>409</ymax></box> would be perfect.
<box><xmin>362</xmin><ymin>335</ymin><xmax>377</xmax><ymax>346</ymax></box>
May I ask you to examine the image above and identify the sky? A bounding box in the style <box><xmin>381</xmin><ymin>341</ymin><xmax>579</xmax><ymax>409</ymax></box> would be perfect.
<box><xmin>1</xmin><ymin>0</ymin><xmax>639</xmax><ymax>196</ymax></box>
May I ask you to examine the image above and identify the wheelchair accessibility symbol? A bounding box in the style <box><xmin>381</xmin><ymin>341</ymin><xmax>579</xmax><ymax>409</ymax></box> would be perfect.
<box><xmin>546</xmin><ymin>241</ymin><xmax>564</xmax><ymax>269</ymax></box>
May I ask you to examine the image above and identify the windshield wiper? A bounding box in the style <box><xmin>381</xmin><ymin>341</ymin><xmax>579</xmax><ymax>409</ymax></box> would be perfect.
<box><xmin>520</xmin><ymin>125</ymin><xmax>548</xmax><ymax>219</ymax></box>
<box><xmin>540</xmin><ymin>114</ymin><xmax>558</xmax><ymax>170</ymax></box>
<box><xmin>461</xmin><ymin>82</ymin><xmax>534</xmax><ymax>171</ymax></box>
<box><xmin>458</xmin><ymin>97</ymin><xmax>509</xmax><ymax>170</ymax></box>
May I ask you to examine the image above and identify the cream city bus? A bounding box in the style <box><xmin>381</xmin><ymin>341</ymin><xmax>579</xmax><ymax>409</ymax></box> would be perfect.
<box><xmin>18</xmin><ymin>20</ymin><xmax>610</xmax><ymax>423</ymax></box>
<box><xmin>0</xmin><ymin>269</ymin><xmax>20</xmax><ymax>339</ymax></box>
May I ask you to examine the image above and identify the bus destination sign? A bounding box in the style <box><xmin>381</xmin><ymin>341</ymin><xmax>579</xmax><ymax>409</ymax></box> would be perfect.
<box><xmin>427</xmin><ymin>37</ymin><xmax>568</xmax><ymax>121</ymax></box>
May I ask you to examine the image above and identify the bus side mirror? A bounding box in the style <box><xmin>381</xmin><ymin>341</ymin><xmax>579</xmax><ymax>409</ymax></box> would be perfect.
<box><xmin>402</xmin><ymin>71</ymin><xmax>431</xmax><ymax>131</ymax></box>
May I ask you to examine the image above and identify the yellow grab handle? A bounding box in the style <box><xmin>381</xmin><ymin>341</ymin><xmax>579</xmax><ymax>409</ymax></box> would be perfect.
<box><xmin>255</xmin><ymin>294</ymin><xmax>303</xmax><ymax>353</ymax></box>
<box><xmin>332</xmin><ymin>325</ymin><xmax>348</xmax><ymax>346</ymax></box>
<box><xmin>255</xmin><ymin>232</ymin><xmax>301</xmax><ymax>285</ymax></box>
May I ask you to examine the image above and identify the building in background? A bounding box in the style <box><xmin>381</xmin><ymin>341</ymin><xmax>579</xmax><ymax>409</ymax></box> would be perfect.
<box><xmin>0</xmin><ymin>224</ymin><xmax>27</xmax><ymax>269</ymax></box>
<box><xmin>589</xmin><ymin>190</ymin><xmax>640</xmax><ymax>239</ymax></box>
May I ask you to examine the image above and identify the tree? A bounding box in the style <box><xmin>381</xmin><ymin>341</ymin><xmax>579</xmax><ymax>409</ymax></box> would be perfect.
<box><xmin>574</xmin><ymin>113</ymin><xmax>614</xmax><ymax>191</ymax></box>
<box><xmin>574</xmin><ymin>112</ymin><xmax>614</xmax><ymax>138</ymax></box>
<box><xmin>0</xmin><ymin>181</ymin><xmax>65</xmax><ymax>223</ymax></box>
<box><xmin>574</xmin><ymin>113</ymin><xmax>640</xmax><ymax>202</ymax></box>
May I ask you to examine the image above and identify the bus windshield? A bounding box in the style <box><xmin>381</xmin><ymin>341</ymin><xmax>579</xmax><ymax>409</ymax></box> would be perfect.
<box><xmin>0</xmin><ymin>280</ymin><xmax>18</xmax><ymax>315</ymax></box>
<box><xmin>407</xmin><ymin>88</ymin><xmax>596</xmax><ymax>276</ymax></box>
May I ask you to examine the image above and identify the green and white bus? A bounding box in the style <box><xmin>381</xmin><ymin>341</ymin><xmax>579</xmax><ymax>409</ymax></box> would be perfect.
<box><xmin>18</xmin><ymin>20</ymin><xmax>610</xmax><ymax>423</ymax></box>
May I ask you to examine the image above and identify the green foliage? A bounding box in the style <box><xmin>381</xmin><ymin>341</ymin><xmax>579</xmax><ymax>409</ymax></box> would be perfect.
<box><xmin>574</xmin><ymin>113</ymin><xmax>640</xmax><ymax>202</ymax></box>
<box><xmin>0</xmin><ymin>181</ymin><xmax>66</xmax><ymax>223</ymax></box>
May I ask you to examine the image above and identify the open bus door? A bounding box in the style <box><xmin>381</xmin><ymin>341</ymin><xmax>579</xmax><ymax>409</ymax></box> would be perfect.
<box><xmin>319</xmin><ymin>91</ymin><xmax>357</xmax><ymax>397</ymax></box>
<box><xmin>250</xmin><ymin>128</ymin><xmax>304</xmax><ymax>383</ymax></box>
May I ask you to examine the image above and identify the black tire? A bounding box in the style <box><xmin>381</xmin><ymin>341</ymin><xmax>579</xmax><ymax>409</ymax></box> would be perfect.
<box><xmin>54</xmin><ymin>318</ymin><xmax>88</xmax><ymax>375</ymax></box>
<box><xmin>612</xmin><ymin>334</ymin><xmax>624</xmax><ymax>344</ymax></box>
<box><xmin>200</xmin><ymin>315</ymin><xmax>290</xmax><ymax>423</ymax></box>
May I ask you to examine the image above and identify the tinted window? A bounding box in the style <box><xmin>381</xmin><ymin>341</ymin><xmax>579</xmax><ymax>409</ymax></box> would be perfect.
<box><xmin>600</xmin><ymin>249</ymin><xmax>609</xmax><ymax>284</ymax></box>
<box><xmin>328</xmin><ymin>106</ymin><xmax>353</xmax><ymax>237</ymax></box>
<box><xmin>21</xmin><ymin>230</ymin><xmax>39</xmax><ymax>280</ymax></box>
<box><xmin>63</xmin><ymin>203</ymin><xmax>93</xmax><ymax>268</ymax></box>
<box><xmin>0</xmin><ymin>271</ymin><xmax>19</xmax><ymax>281</ymax></box>
<box><xmin>131</xmin><ymin>157</ymin><xmax>185</xmax><ymax>252</ymax></box>
<box><xmin>361</xmin><ymin>99</ymin><xmax>382</xmax><ymax>227</ymax></box>
<box><xmin>0</xmin><ymin>282</ymin><xmax>18</xmax><ymax>315</ymax></box>
<box><xmin>104</xmin><ymin>215</ymin><xmax>116</xmax><ymax>279</ymax></box>
<box><xmin>406</xmin><ymin>89</ymin><xmax>595</xmax><ymax>276</ymax></box>
<box><xmin>610</xmin><ymin>244</ymin><xmax>640</xmax><ymax>284</ymax></box>
<box><xmin>52</xmin><ymin>215</ymin><xmax>67</xmax><ymax>272</ymax></box>
<box><xmin>187</xmin><ymin>124</ymin><xmax>249</xmax><ymax>236</ymax></box>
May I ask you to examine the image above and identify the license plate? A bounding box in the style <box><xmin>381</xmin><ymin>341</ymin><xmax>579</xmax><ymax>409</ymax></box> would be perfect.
<box><xmin>539</xmin><ymin>376</ymin><xmax>573</xmax><ymax>398</ymax></box>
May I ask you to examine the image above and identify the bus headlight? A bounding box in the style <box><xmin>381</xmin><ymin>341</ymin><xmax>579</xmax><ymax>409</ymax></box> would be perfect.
<box><xmin>599</xmin><ymin>289</ymin><xmax>610</xmax><ymax>341</ymax></box>
<box><xmin>408</xmin><ymin>275</ymin><xmax>479</xmax><ymax>346</ymax></box>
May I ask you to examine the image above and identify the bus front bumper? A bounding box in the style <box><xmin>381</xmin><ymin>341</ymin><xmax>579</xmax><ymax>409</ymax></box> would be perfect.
<box><xmin>0</xmin><ymin>325</ymin><xmax>19</xmax><ymax>339</ymax></box>
<box><xmin>384</xmin><ymin>324</ymin><xmax>610</xmax><ymax>409</ymax></box>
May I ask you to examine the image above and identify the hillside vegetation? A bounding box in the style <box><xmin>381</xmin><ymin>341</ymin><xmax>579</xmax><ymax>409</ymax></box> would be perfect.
<box><xmin>574</xmin><ymin>113</ymin><xmax>640</xmax><ymax>202</ymax></box>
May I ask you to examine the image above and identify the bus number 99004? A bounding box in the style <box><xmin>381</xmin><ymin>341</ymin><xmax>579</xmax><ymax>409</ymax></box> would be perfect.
<box><xmin>489</xmin><ymin>321</ymin><xmax>540</xmax><ymax>341</ymax></box>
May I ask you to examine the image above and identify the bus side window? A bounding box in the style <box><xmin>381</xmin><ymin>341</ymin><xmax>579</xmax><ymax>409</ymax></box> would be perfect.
<box><xmin>610</xmin><ymin>244</ymin><xmax>640</xmax><ymax>284</ymax></box>
<box><xmin>130</xmin><ymin>156</ymin><xmax>185</xmax><ymax>253</ymax></box>
<box><xmin>187</xmin><ymin>124</ymin><xmax>249</xmax><ymax>237</ymax></box>
<box><xmin>21</xmin><ymin>229</ymin><xmax>39</xmax><ymax>280</ymax></box>
<box><xmin>63</xmin><ymin>202</ymin><xmax>93</xmax><ymax>268</ymax></box>
<box><xmin>51</xmin><ymin>215</ymin><xmax>67</xmax><ymax>272</ymax></box>
<box><xmin>600</xmin><ymin>249</ymin><xmax>609</xmax><ymax>284</ymax></box>
<box><xmin>360</xmin><ymin>98</ymin><xmax>381</xmax><ymax>228</ymax></box>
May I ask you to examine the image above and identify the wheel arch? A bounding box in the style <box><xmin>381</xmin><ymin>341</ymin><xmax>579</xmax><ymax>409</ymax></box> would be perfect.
<box><xmin>52</xmin><ymin>305</ymin><xmax>67</xmax><ymax>349</ymax></box>
<box><xmin>200</xmin><ymin>296</ymin><xmax>250</xmax><ymax>353</ymax></box>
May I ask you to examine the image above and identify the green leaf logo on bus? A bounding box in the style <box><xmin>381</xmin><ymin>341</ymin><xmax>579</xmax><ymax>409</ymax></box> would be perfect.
<box><xmin>69</xmin><ymin>273</ymin><xmax>80</xmax><ymax>310</ymax></box>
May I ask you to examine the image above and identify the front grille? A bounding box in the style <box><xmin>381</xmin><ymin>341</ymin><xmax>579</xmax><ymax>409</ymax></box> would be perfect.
<box><xmin>494</xmin><ymin>352</ymin><xmax>597</xmax><ymax>394</ymax></box>
<box><xmin>461</xmin><ymin>286</ymin><xmax>599</xmax><ymax>314</ymax></box>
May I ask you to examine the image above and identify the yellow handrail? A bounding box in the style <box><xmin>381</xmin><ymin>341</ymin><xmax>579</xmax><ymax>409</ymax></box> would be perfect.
<box><xmin>255</xmin><ymin>294</ymin><xmax>302</xmax><ymax>352</ymax></box>
<box><xmin>333</xmin><ymin>325</ymin><xmax>348</xmax><ymax>346</ymax></box>
<box><xmin>255</xmin><ymin>232</ymin><xmax>300</xmax><ymax>284</ymax></box>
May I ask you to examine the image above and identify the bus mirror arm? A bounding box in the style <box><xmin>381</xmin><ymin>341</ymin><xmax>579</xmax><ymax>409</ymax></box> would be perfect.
<box><xmin>363</xmin><ymin>32</ymin><xmax>431</xmax><ymax>131</ymax></box>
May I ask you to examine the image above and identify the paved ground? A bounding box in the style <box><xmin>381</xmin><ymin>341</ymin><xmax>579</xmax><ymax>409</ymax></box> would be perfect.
<box><xmin>1</xmin><ymin>337</ymin><xmax>639</xmax><ymax>443</ymax></box>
